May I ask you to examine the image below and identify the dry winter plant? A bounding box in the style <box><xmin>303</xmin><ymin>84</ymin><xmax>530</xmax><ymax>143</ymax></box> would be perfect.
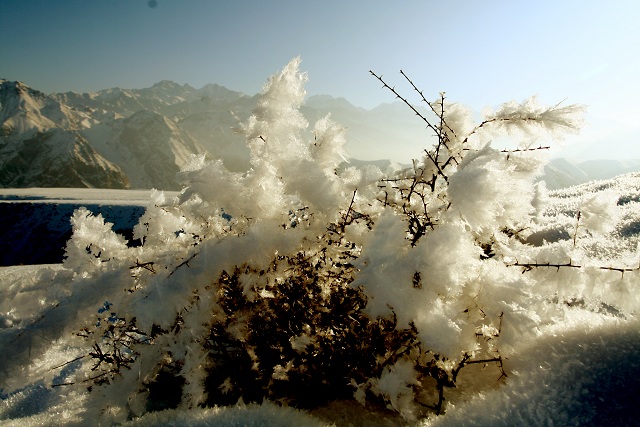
<box><xmin>2</xmin><ymin>58</ymin><xmax>638</xmax><ymax>424</ymax></box>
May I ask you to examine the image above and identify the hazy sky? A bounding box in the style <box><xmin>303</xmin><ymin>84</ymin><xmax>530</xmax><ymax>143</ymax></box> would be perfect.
<box><xmin>2</xmin><ymin>1</ymin><xmax>639</xmax><ymax>158</ymax></box>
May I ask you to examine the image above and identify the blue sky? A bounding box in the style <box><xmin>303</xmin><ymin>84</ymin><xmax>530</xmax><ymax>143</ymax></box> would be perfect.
<box><xmin>1</xmin><ymin>0</ymin><xmax>639</xmax><ymax>158</ymax></box>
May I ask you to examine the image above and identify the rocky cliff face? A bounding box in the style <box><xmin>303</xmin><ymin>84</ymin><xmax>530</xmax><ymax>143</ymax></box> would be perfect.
<box><xmin>0</xmin><ymin>129</ymin><xmax>130</xmax><ymax>188</ymax></box>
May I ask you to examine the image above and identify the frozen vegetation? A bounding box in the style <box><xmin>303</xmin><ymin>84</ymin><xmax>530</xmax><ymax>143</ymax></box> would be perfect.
<box><xmin>0</xmin><ymin>189</ymin><xmax>162</xmax><ymax>266</ymax></box>
<box><xmin>1</xmin><ymin>59</ymin><xmax>639</xmax><ymax>426</ymax></box>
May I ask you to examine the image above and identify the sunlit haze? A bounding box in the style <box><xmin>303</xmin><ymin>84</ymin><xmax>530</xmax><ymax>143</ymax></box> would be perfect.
<box><xmin>2</xmin><ymin>0</ymin><xmax>639</xmax><ymax>160</ymax></box>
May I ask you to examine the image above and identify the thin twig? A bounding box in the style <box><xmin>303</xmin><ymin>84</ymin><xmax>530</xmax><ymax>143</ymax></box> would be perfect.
<box><xmin>399</xmin><ymin>70</ymin><xmax>456</xmax><ymax>139</ymax></box>
<box><xmin>370</xmin><ymin>70</ymin><xmax>440</xmax><ymax>137</ymax></box>
<box><xmin>168</xmin><ymin>252</ymin><xmax>199</xmax><ymax>277</ymax></box>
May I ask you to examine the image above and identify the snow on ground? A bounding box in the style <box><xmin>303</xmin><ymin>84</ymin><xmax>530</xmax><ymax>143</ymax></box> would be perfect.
<box><xmin>428</xmin><ymin>314</ymin><xmax>640</xmax><ymax>427</ymax></box>
<box><xmin>0</xmin><ymin>187</ymin><xmax>178</xmax><ymax>205</ymax></box>
<box><xmin>2</xmin><ymin>177</ymin><xmax>640</xmax><ymax>426</ymax></box>
<box><xmin>0</xmin><ymin>297</ymin><xmax>637</xmax><ymax>426</ymax></box>
<box><xmin>121</xmin><ymin>402</ymin><xmax>330</xmax><ymax>427</ymax></box>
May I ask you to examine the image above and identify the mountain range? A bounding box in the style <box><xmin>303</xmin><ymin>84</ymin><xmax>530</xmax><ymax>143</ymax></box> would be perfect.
<box><xmin>1</xmin><ymin>79</ymin><xmax>248</xmax><ymax>189</ymax></box>
<box><xmin>0</xmin><ymin>79</ymin><xmax>431</xmax><ymax>190</ymax></box>
<box><xmin>1</xmin><ymin>78</ymin><xmax>638</xmax><ymax>190</ymax></box>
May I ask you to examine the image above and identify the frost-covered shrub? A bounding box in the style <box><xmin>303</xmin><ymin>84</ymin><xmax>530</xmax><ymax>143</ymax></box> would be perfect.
<box><xmin>64</xmin><ymin>207</ymin><xmax>129</xmax><ymax>272</ymax></box>
<box><xmin>200</xmin><ymin>259</ymin><xmax>414</xmax><ymax>410</ymax></box>
<box><xmin>3</xmin><ymin>57</ymin><xmax>638</xmax><ymax>425</ymax></box>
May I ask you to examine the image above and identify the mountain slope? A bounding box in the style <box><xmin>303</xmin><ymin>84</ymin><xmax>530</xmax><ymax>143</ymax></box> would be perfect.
<box><xmin>0</xmin><ymin>128</ymin><xmax>130</xmax><ymax>188</ymax></box>
<box><xmin>112</xmin><ymin>110</ymin><xmax>206</xmax><ymax>189</ymax></box>
<box><xmin>543</xmin><ymin>157</ymin><xmax>640</xmax><ymax>190</ymax></box>
<box><xmin>2</xmin><ymin>79</ymin><xmax>639</xmax><ymax>190</ymax></box>
<box><xmin>0</xmin><ymin>80</ymin><xmax>90</xmax><ymax>134</ymax></box>
<box><xmin>0</xmin><ymin>80</ymin><xmax>130</xmax><ymax>189</ymax></box>
<box><xmin>1</xmin><ymin>80</ymin><xmax>212</xmax><ymax>189</ymax></box>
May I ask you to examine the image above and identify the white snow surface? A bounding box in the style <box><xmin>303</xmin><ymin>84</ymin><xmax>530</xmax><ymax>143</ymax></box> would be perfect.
<box><xmin>2</xmin><ymin>179</ymin><xmax>640</xmax><ymax>426</ymax></box>
<box><xmin>0</xmin><ymin>187</ymin><xmax>178</xmax><ymax>205</ymax></box>
<box><xmin>0</xmin><ymin>300</ymin><xmax>637</xmax><ymax>426</ymax></box>
<box><xmin>428</xmin><ymin>315</ymin><xmax>640</xmax><ymax>427</ymax></box>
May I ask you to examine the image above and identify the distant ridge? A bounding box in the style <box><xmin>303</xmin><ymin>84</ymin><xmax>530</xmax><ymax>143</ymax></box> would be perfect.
<box><xmin>1</xmin><ymin>78</ymin><xmax>638</xmax><ymax>190</ymax></box>
<box><xmin>0</xmin><ymin>79</ymin><xmax>433</xmax><ymax>189</ymax></box>
<box><xmin>543</xmin><ymin>158</ymin><xmax>640</xmax><ymax>190</ymax></box>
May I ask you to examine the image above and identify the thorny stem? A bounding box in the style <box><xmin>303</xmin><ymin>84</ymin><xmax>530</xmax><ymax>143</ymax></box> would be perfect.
<box><xmin>462</xmin><ymin>146</ymin><xmax>552</xmax><ymax>160</ymax></box>
<box><xmin>461</xmin><ymin>97</ymin><xmax>577</xmax><ymax>146</ymax></box>
<box><xmin>130</xmin><ymin>260</ymin><xmax>156</xmax><ymax>274</ymax></box>
<box><xmin>369</xmin><ymin>70</ymin><xmax>440</xmax><ymax>137</ymax></box>
<box><xmin>49</xmin><ymin>354</ymin><xmax>89</xmax><ymax>371</ymax></box>
<box><xmin>461</xmin><ymin>116</ymin><xmax>541</xmax><ymax>146</ymax></box>
<box><xmin>453</xmin><ymin>355</ymin><xmax>508</xmax><ymax>382</ymax></box>
<box><xmin>572</xmin><ymin>211</ymin><xmax>582</xmax><ymax>248</ymax></box>
<box><xmin>509</xmin><ymin>259</ymin><xmax>640</xmax><ymax>277</ymax></box>
<box><xmin>508</xmin><ymin>260</ymin><xmax>582</xmax><ymax>273</ymax></box>
<box><xmin>371</xmin><ymin>70</ymin><xmax>471</xmax><ymax>246</ymax></box>
<box><xmin>371</xmin><ymin>70</ymin><xmax>454</xmax><ymax>184</ymax></box>
<box><xmin>339</xmin><ymin>190</ymin><xmax>358</xmax><ymax>233</ymax></box>
<box><xmin>168</xmin><ymin>252</ymin><xmax>198</xmax><ymax>277</ymax></box>
<box><xmin>399</xmin><ymin>69</ymin><xmax>457</xmax><ymax>139</ymax></box>
<box><xmin>52</xmin><ymin>370</ymin><xmax>120</xmax><ymax>388</ymax></box>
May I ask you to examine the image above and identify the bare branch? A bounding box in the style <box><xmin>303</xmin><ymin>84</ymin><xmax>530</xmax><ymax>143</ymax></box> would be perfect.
<box><xmin>507</xmin><ymin>260</ymin><xmax>582</xmax><ymax>273</ymax></box>
<box><xmin>370</xmin><ymin>70</ymin><xmax>440</xmax><ymax>137</ymax></box>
